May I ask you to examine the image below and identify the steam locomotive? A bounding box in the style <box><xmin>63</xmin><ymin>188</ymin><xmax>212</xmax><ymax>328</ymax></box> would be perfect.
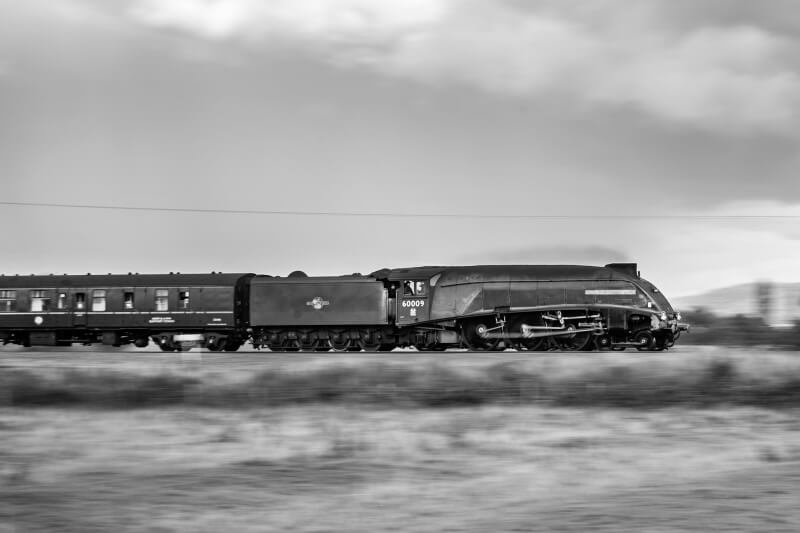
<box><xmin>0</xmin><ymin>263</ymin><xmax>687</xmax><ymax>351</ymax></box>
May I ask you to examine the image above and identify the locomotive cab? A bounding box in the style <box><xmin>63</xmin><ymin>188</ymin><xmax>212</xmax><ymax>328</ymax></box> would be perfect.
<box><xmin>397</xmin><ymin>279</ymin><xmax>430</xmax><ymax>324</ymax></box>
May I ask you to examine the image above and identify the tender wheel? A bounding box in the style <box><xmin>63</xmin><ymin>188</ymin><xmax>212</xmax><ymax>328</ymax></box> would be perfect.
<box><xmin>633</xmin><ymin>331</ymin><xmax>655</xmax><ymax>351</ymax></box>
<box><xmin>328</xmin><ymin>338</ymin><xmax>352</xmax><ymax>352</ymax></box>
<box><xmin>359</xmin><ymin>340</ymin><xmax>381</xmax><ymax>352</ymax></box>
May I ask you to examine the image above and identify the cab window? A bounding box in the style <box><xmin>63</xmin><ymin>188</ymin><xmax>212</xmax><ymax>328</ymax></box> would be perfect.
<box><xmin>415</xmin><ymin>281</ymin><xmax>427</xmax><ymax>296</ymax></box>
<box><xmin>402</xmin><ymin>281</ymin><xmax>427</xmax><ymax>296</ymax></box>
<box><xmin>403</xmin><ymin>281</ymin><xmax>415</xmax><ymax>296</ymax></box>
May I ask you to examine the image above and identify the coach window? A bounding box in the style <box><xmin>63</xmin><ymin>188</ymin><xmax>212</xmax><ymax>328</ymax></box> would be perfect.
<box><xmin>124</xmin><ymin>291</ymin><xmax>135</xmax><ymax>310</ymax></box>
<box><xmin>30</xmin><ymin>290</ymin><xmax>50</xmax><ymax>312</ymax></box>
<box><xmin>0</xmin><ymin>290</ymin><xmax>16</xmax><ymax>312</ymax></box>
<box><xmin>57</xmin><ymin>292</ymin><xmax>67</xmax><ymax>310</ymax></box>
<box><xmin>155</xmin><ymin>289</ymin><xmax>169</xmax><ymax>311</ymax></box>
<box><xmin>75</xmin><ymin>293</ymin><xmax>86</xmax><ymax>310</ymax></box>
<box><xmin>179</xmin><ymin>290</ymin><xmax>190</xmax><ymax>309</ymax></box>
<box><xmin>92</xmin><ymin>290</ymin><xmax>107</xmax><ymax>312</ymax></box>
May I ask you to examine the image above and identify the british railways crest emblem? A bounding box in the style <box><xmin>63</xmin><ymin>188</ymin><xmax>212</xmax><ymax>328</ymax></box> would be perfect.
<box><xmin>306</xmin><ymin>296</ymin><xmax>330</xmax><ymax>310</ymax></box>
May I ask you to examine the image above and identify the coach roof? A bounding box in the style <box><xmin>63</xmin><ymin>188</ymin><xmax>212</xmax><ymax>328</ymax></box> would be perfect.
<box><xmin>0</xmin><ymin>272</ymin><xmax>253</xmax><ymax>289</ymax></box>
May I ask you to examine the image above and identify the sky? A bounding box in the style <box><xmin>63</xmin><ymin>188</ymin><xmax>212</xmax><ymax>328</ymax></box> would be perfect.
<box><xmin>1</xmin><ymin>0</ymin><xmax>800</xmax><ymax>299</ymax></box>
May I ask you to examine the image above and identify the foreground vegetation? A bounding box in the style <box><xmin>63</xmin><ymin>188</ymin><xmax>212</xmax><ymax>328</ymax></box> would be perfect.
<box><xmin>3</xmin><ymin>353</ymin><xmax>800</xmax><ymax>409</ymax></box>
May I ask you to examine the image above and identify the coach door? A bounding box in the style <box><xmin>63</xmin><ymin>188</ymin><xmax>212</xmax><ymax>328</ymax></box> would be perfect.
<box><xmin>72</xmin><ymin>290</ymin><xmax>87</xmax><ymax>327</ymax></box>
<box><xmin>397</xmin><ymin>280</ymin><xmax>430</xmax><ymax>323</ymax></box>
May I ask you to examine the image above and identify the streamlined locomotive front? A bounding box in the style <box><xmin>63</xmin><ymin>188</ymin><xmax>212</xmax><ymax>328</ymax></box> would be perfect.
<box><xmin>377</xmin><ymin>263</ymin><xmax>688</xmax><ymax>351</ymax></box>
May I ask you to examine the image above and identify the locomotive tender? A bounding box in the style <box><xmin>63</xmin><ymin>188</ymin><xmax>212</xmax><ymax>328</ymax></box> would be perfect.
<box><xmin>0</xmin><ymin>263</ymin><xmax>687</xmax><ymax>351</ymax></box>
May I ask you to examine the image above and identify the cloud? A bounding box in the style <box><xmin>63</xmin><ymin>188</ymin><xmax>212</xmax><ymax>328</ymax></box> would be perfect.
<box><xmin>127</xmin><ymin>0</ymin><xmax>800</xmax><ymax>133</ymax></box>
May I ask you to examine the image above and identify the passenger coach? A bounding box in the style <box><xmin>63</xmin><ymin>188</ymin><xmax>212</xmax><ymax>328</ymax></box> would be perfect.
<box><xmin>0</xmin><ymin>273</ymin><xmax>252</xmax><ymax>351</ymax></box>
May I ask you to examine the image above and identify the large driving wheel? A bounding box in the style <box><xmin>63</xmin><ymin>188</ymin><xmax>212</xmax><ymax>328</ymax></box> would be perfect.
<box><xmin>461</xmin><ymin>317</ymin><xmax>501</xmax><ymax>351</ymax></box>
<box><xmin>507</xmin><ymin>316</ymin><xmax>543</xmax><ymax>351</ymax></box>
<box><xmin>555</xmin><ymin>324</ymin><xmax>593</xmax><ymax>350</ymax></box>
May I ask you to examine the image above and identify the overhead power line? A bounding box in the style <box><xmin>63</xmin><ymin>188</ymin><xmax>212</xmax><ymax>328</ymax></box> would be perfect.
<box><xmin>0</xmin><ymin>201</ymin><xmax>798</xmax><ymax>219</ymax></box>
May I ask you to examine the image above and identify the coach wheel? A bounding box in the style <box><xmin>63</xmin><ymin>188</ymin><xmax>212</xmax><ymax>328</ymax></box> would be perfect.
<box><xmin>634</xmin><ymin>331</ymin><xmax>655</xmax><ymax>351</ymax></box>
<box><xmin>134</xmin><ymin>337</ymin><xmax>149</xmax><ymax>348</ymax></box>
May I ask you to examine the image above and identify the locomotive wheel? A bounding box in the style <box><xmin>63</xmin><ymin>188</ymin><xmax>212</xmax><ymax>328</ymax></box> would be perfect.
<box><xmin>557</xmin><ymin>324</ymin><xmax>593</xmax><ymax>351</ymax></box>
<box><xmin>507</xmin><ymin>317</ymin><xmax>543</xmax><ymax>351</ymax></box>
<box><xmin>461</xmin><ymin>318</ymin><xmax>500</xmax><ymax>351</ymax></box>
<box><xmin>159</xmin><ymin>344</ymin><xmax>175</xmax><ymax>352</ymax></box>
<box><xmin>633</xmin><ymin>331</ymin><xmax>655</xmax><ymax>351</ymax></box>
<box><xmin>595</xmin><ymin>334</ymin><xmax>612</xmax><ymax>351</ymax></box>
<box><xmin>224</xmin><ymin>341</ymin><xmax>241</xmax><ymax>352</ymax></box>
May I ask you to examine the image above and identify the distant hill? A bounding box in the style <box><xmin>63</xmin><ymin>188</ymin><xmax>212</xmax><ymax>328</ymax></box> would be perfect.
<box><xmin>671</xmin><ymin>282</ymin><xmax>800</xmax><ymax>325</ymax></box>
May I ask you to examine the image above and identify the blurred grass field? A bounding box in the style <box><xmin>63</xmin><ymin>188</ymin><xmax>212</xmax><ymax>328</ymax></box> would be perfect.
<box><xmin>2</xmin><ymin>347</ymin><xmax>800</xmax><ymax>532</ymax></box>
<box><xmin>2</xmin><ymin>346</ymin><xmax>800</xmax><ymax>409</ymax></box>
